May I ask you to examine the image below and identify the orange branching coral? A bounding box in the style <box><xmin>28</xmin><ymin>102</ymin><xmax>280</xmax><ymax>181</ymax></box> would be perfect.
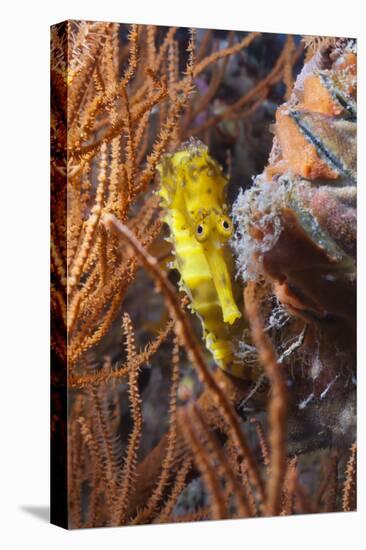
<box><xmin>179</xmin><ymin>406</ymin><xmax>227</xmax><ymax>520</ymax></box>
<box><xmin>112</xmin><ymin>314</ymin><xmax>143</xmax><ymax>525</ymax></box>
<box><xmin>186</xmin><ymin>403</ymin><xmax>252</xmax><ymax>518</ymax></box>
<box><xmin>342</xmin><ymin>442</ymin><xmax>357</xmax><ymax>512</ymax></box>
<box><xmin>131</xmin><ymin>336</ymin><xmax>180</xmax><ymax>524</ymax></box>
<box><xmin>280</xmin><ymin>457</ymin><xmax>298</xmax><ymax>516</ymax></box>
<box><xmin>245</xmin><ymin>282</ymin><xmax>288</xmax><ymax>516</ymax></box>
<box><xmin>250</xmin><ymin>418</ymin><xmax>270</xmax><ymax>469</ymax></box>
<box><xmin>155</xmin><ymin>457</ymin><xmax>193</xmax><ymax>524</ymax></box>
<box><xmin>68</xmin><ymin>320</ymin><xmax>173</xmax><ymax>389</ymax></box>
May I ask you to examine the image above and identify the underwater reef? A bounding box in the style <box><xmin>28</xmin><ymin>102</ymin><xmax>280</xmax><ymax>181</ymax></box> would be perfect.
<box><xmin>51</xmin><ymin>23</ymin><xmax>356</xmax><ymax>528</ymax></box>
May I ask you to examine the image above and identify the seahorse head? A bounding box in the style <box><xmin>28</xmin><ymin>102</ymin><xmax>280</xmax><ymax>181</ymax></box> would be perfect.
<box><xmin>157</xmin><ymin>139</ymin><xmax>241</xmax><ymax>325</ymax></box>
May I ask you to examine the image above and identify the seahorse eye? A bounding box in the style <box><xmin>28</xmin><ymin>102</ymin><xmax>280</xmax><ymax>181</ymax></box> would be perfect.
<box><xmin>217</xmin><ymin>215</ymin><xmax>233</xmax><ymax>238</ymax></box>
<box><xmin>196</xmin><ymin>222</ymin><xmax>209</xmax><ymax>242</ymax></box>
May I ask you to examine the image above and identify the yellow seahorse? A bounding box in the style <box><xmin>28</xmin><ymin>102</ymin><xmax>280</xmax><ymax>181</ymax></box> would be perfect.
<box><xmin>157</xmin><ymin>139</ymin><xmax>247</xmax><ymax>378</ymax></box>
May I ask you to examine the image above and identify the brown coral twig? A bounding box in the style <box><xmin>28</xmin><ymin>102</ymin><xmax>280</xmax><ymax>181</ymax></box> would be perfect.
<box><xmin>156</xmin><ymin>457</ymin><xmax>192</xmax><ymax>524</ymax></box>
<box><xmin>112</xmin><ymin>314</ymin><xmax>143</xmax><ymax>525</ymax></box>
<box><xmin>179</xmin><ymin>406</ymin><xmax>227</xmax><ymax>520</ymax></box>
<box><xmin>192</xmin><ymin>32</ymin><xmax>260</xmax><ymax>78</ymax></box>
<box><xmin>77</xmin><ymin>416</ymin><xmax>104</xmax><ymax>527</ymax></box>
<box><xmin>280</xmin><ymin>457</ymin><xmax>298</xmax><ymax>516</ymax></box>
<box><xmin>89</xmin><ymin>385</ymin><xmax>120</xmax><ymax>494</ymax></box>
<box><xmin>68</xmin><ymin>23</ymin><xmax>110</xmax><ymax>126</ymax></box>
<box><xmin>323</xmin><ymin>453</ymin><xmax>339</xmax><ymax>513</ymax></box>
<box><xmin>132</xmin><ymin>336</ymin><xmax>180</xmax><ymax>524</ymax></box>
<box><xmin>245</xmin><ymin>282</ymin><xmax>288</xmax><ymax>516</ymax></box>
<box><xmin>191</xmin><ymin>34</ymin><xmax>296</xmax><ymax>136</ymax></box>
<box><xmin>68</xmin><ymin>416</ymin><xmax>84</xmax><ymax>527</ymax></box>
<box><xmin>190</xmin><ymin>403</ymin><xmax>253</xmax><ymax>518</ymax></box>
<box><xmin>68</xmin><ymin>320</ymin><xmax>173</xmax><ymax>389</ymax></box>
<box><xmin>314</xmin><ymin>453</ymin><xmax>338</xmax><ymax>511</ymax></box>
<box><xmin>250</xmin><ymin>417</ymin><xmax>270</xmax><ymax>469</ymax></box>
<box><xmin>342</xmin><ymin>442</ymin><xmax>357</xmax><ymax>511</ymax></box>
<box><xmin>67</xmin><ymin>142</ymin><xmax>107</xmax><ymax>296</ymax></box>
<box><xmin>293</xmin><ymin>478</ymin><xmax>314</xmax><ymax>515</ymax></box>
<box><xmin>183</xmin><ymin>33</ymin><xmax>235</xmax><ymax>132</ymax></box>
<box><xmin>121</xmin><ymin>24</ymin><xmax>139</xmax><ymax>86</ymax></box>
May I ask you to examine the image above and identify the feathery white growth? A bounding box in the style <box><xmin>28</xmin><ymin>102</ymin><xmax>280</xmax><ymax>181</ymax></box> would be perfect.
<box><xmin>278</xmin><ymin>325</ymin><xmax>307</xmax><ymax>364</ymax></box>
<box><xmin>231</xmin><ymin>174</ymin><xmax>294</xmax><ymax>282</ymax></box>
<box><xmin>265</xmin><ymin>299</ymin><xmax>290</xmax><ymax>332</ymax></box>
<box><xmin>240</xmin><ymin>374</ymin><xmax>266</xmax><ymax>410</ymax></box>
<box><xmin>320</xmin><ymin>375</ymin><xmax>340</xmax><ymax>400</ymax></box>
<box><xmin>298</xmin><ymin>392</ymin><xmax>315</xmax><ymax>410</ymax></box>
<box><xmin>235</xmin><ymin>340</ymin><xmax>258</xmax><ymax>365</ymax></box>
